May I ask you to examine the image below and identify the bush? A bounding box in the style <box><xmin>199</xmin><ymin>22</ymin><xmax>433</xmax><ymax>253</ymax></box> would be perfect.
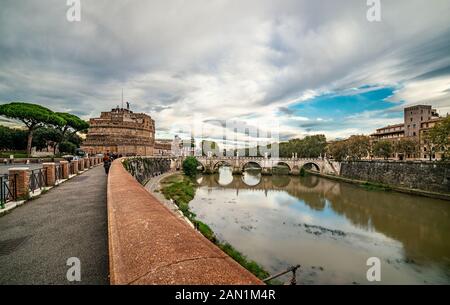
<box><xmin>182</xmin><ymin>156</ymin><xmax>198</xmax><ymax>177</ymax></box>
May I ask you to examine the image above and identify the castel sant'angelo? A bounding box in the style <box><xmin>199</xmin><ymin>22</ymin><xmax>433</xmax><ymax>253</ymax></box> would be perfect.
<box><xmin>81</xmin><ymin>103</ymin><xmax>155</xmax><ymax>156</ymax></box>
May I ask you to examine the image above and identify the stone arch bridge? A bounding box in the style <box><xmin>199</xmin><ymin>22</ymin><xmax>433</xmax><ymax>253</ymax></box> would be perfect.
<box><xmin>194</xmin><ymin>156</ymin><xmax>340</xmax><ymax>176</ymax></box>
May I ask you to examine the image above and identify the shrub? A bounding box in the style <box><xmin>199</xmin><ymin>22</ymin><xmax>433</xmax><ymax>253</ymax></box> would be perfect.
<box><xmin>182</xmin><ymin>156</ymin><xmax>198</xmax><ymax>177</ymax></box>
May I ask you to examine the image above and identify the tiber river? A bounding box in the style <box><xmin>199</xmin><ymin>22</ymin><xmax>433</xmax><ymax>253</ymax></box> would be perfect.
<box><xmin>189</xmin><ymin>166</ymin><xmax>450</xmax><ymax>285</ymax></box>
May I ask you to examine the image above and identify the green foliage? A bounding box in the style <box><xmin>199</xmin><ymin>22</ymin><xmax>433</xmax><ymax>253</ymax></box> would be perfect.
<box><xmin>0</xmin><ymin>126</ymin><xmax>27</xmax><ymax>151</ymax></box>
<box><xmin>161</xmin><ymin>174</ymin><xmax>196</xmax><ymax>206</ymax></box>
<box><xmin>428</xmin><ymin>116</ymin><xmax>450</xmax><ymax>160</ymax></box>
<box><xmin>0</xmin><ymin>102</ymin><xmax>65</xmax><ymax>128</ymax></box>
<box><xmin>373</xmin><ymin>140</ymin><xmax>393</xmax><ymax>159</ymax></box>
<box><xmin>59</xmin><ymin>141</ymin><xmax>77</xmax><ymax>154</ymax></box>
<box><xmin>0</xmin><ymin>103</ymin><xmax>87</xmax><ymax>156</ymax></box>
<box><xmin>328</xmin><ymin>135</ymin><xmax>370</xmax><ymax>161</ymax></box>
<box><xmin>55</xmin><ymin>112</ymin><xmax>89</xmax><ymax>132</ymax></box>
<box><xmin>327</xmin><ymin>140</ymin><xmax>348</xmax><ymax>162</ymax></box>
<box><xmin>32</xmin><ymin>127</ymin><xmax>62</xmax><ymax>151</ymax></box>
<box><xmin>346</xmin><ymin>135</ymin><xmax>370</xmax><ymax>160</ymax></box>
<box><xmin>299</xmin><ymin>167</ymin><xmax>306</xmax><ymax>177</ymax></box>
<box><xmin>394</xmin><ymin>137</ymin><xmax>418</xmax><ymax>157</ymax></box>
<box><xmin>219</xmin><ymin>243</ymin><xmax>270</xmax><ymax>280</ymax></box>
<box><xmin>360</xmin><ymin>181</ymin><xmax>392</xmax><ymax>192</ymax></box>
<box><xmin>182</xmin><ymin>156</ymin><xmax>198</xmax><ymax>177</ymax></box>
<box><xmin>0</xmin><ymin>102</ymin><xmax>66</xmax><ymax>155</ymax></box>
<box><xmin>279</xmin><ymin>135</ymin><xmax>327</xmax><ymax>158</ymax></box>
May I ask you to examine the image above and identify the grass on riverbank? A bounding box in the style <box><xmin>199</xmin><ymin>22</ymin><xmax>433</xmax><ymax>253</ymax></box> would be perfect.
<box><xmin>160</xmin><ymin>173</ymin><xmax>270</xmax><ymax>281</ymax></box>
<box><xmin>359</xmin><ymin>181</ymin><xmax>392</xmax><ymax>192</ymax></box>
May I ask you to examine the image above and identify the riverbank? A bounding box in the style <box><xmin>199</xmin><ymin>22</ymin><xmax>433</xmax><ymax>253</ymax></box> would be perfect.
<box><xmin>307</xmin><ymin>171</ymin><xmax>450</xmax><ymax>201</ymax></box>
<box><xmin>150</xmin><ymin>172</ymin><xmax>272</xmax><ymax>281</ymax></box>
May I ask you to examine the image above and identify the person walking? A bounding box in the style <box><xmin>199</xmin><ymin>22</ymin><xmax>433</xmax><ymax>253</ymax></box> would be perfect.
<box><xmin>103</xmin><ymin>153</ymin><xmax>111</xmax><ymax>175</ymax></box>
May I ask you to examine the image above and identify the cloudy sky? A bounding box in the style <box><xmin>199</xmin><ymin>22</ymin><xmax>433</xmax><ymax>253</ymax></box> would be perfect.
<box><xmin>1</xmin><ymin>0</ymin><xmax>449</xmax><ymax>143</ymax></box>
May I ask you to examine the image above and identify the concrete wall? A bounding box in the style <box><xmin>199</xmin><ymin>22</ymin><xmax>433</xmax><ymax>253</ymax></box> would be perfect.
<box><xmin>340</xmin><ymin>161</ymin><xmax>450</xmax><ymax>193</ymax></box>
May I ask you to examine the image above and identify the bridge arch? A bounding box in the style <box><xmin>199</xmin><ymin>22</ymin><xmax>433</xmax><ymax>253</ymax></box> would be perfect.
<box><xmin>274</xmin><ymin>162</ymin><xmax>292</xmax><ymax>171</ymax></box>
<box><xmin>213</xmin><ymin>160</ymin><xmax>233</xmax><ymax>170</ymax></box>
<box><xmin>241</xmin><ymin>161</ymin><xmax>263</xmax><ymax>172</ymax></box>
<box><xmin>196</xmin><ymin>160</ymin><xmax>206</xmax><ymax>172</ymax></box>
<box><xmin>301</xmin><ymin>162</ymin><xmax>321</xmax><ymax>172</ymax></box>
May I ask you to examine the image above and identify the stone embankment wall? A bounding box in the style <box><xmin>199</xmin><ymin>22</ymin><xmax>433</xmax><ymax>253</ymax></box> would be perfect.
<box><xmin>340</xmin><ymin>161</ymin><xmax>450</xmax><ymax>194</ymax></box>
<box><xmin>107</xmin><ymin>158</ymin><xmax>263</xmax><ymax>284</ymax></box>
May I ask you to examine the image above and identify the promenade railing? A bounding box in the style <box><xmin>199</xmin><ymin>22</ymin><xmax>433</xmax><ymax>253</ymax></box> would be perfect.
<box><xmin>0</xmin><ymin>174</ymin><xmax>17</xmax><ymax>208</ymax></box>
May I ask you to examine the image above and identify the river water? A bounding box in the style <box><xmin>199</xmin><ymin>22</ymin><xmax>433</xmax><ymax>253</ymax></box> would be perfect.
<box><xmin>189</xmin><ymin>167</ymin><xmax>450</xmax><ymax>284</ymax></box>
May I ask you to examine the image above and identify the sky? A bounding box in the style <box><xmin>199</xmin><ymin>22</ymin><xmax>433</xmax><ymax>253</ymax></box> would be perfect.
<box><xmin>0</xmin><ymin>0</ymin><xmax>450</xmax><ymax>143</ymax></box>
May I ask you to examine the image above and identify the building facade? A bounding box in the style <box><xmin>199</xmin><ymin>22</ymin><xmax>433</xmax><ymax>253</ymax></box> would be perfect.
<box><xmin>81</xmin><ymin>106</ymin><xmax>155</xmax><ymax>156</ymax></box>
<box><xmin>154</xmin><ymin>139</ymin><xmax>173</xmax><ymax>156</ymax></box>
<box><xmin>371</xmin><ymin>105</ymin><xmax>443</xmax><ymax>160</ymax></box>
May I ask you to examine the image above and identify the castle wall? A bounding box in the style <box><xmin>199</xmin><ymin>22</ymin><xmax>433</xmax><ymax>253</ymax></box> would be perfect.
<box><xmin>81</xmin><ymin>108</ymin><xmax>155</xmax><ymax>156</ymax></box>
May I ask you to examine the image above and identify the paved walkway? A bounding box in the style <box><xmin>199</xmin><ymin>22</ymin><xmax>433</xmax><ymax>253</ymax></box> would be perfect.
<box><xmin>0</xmin><ymin>166</ymin><xmax>109</xmax><ymax>284</ymax></box>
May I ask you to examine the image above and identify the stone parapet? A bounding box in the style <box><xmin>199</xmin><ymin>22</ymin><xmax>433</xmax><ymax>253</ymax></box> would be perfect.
<box><xmin>60</xmin><ymin>161</ymin><xmax>69</xmax><ymax>179</ymax></box>
<box><xmin>42</xmin><ymin>163</ymin><xmax>56</xmax><ymax>186</ymax></box>
<box><xmin>107</xmin><ymin>159</ymin><xmax>263</xmax><ymax>285</ymax></box>
<box><xmin>8</xmin><ymin>168</ymin><xmax>30</xmax><ymax>199</ymax></box>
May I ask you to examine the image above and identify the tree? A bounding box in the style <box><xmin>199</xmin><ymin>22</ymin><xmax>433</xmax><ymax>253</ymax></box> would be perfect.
<box><xmin>59</xmin><ymin>141</ymin><xmax>77</xmax><ymax>154</ymax></box>
<box><xmin>32</xmin><ymin>127</ymin><xmax>62</xmax><ymax>152</ymax></box>
<box><xmin>0</xmin><ymin>102</ymin><xmax>66</xmax><ymax>156</ymax></box>
<box><xmin>428</xmin><ymin>116</ymin><xmax>450</xmax><ymax>160</ymax></box>
<box><xmin>394</xmin><ymin>138</ymin><xmax>418</xmax><ymax>159</ymax></box>
<box><xmin>373</xmin><ymin>141</ymin><xmax>393</xmax><ymax>160</ymax></box>
<box><xmin>182</xmin><ymin>156</ymin><xmax>198</xmax><ymax>177</ymax></box>
<box><xmin>327</xmin><ymin>140</ymin><xmax>348</xmax><ymax>162</ymax></box>
<box><xmin>301</xmin><ymin>135</ymin><xmax>327</xmax><ymax>158</ymax></box>
<box><xmin>278</xmin><ymin>135</ymin><xmax>327</xmax><ymax>158</ymax></box>
<box><xmin>54</xmin><ymin>112</ymin><xmax>89</xmax><ymax>153</ymax></box>
<box><xmin>346</xmin><ymin>135</ymin><xmax>370</xmax><ymax>160</ymax></box>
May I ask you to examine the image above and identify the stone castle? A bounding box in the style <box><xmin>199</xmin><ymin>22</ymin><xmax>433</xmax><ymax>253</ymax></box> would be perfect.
<box><xmin>81</xmin><ymin>106</ymin><xmax>155</xmax><ymax>156</ymax></box>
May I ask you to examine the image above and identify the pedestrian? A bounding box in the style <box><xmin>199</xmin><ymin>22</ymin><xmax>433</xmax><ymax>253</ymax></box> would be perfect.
<box><xmin>103</xmin><ymin>153</ymin><xmax>111</xmax><ymax>175</ymax></box>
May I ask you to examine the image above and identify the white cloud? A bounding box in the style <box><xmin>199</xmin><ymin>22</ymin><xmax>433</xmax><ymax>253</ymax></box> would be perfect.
<box><xmin>0</xmin><ymin>0</ymin><xmax>449</xmax><ymax>141</ymax></box>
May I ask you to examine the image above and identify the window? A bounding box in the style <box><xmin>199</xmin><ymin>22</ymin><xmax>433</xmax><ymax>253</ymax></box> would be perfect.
<box><xmin>410</xmin><ymin>118</ymin><xmax>413</xmax><ymax>122</ymax></box>
<box><xmin>413</xmin><ymin>132</ymin><xmax>416</xmax><ymax>136</ymax></box>
<box><xmin>421</xmin><ymin>116</ymin><xmax>423</xmax><ymax>121</ymax></box>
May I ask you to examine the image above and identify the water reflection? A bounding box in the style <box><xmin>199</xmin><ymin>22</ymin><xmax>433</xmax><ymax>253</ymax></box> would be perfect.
<box><xmin>242</xmin><ymin>169</ymin><xmax>262</xmax><ymax>186</ymax></box>
<box><xmin>190</xmin><ymin>167</ymin><xmax>450</xmax><ymax>284</ymax></box>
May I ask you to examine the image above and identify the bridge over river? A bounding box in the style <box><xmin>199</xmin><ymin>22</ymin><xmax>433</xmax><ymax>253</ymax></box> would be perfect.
<box><xmin>195</xmin><ymin>156</ymin><xmax>341</xmax><ymax>176</ymax></box>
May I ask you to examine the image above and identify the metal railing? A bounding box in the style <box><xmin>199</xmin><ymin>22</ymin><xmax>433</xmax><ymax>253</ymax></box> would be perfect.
<box><xmin>55</xmin><ymin>164</ymin><xmax>63</xmax><ymax>181</ymax></box>
<box><xmin>29</xmin><ymin>168</ymin><xmax>47</xmax><ymax>193</ymax></box>
<box><xmin>263</xmin><ymin>265</ymin><xmax>301</xmax><ymax>285</ymax></box>
<box><xmin>1</xmin><ymin>174</ymin><xmax>17</xmax><ymax>208</ymax></box>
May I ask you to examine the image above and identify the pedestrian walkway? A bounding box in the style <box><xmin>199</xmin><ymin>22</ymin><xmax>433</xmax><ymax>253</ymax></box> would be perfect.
<box><xmin>0</xmin><ymin>166</ymin><xmax>109</xmax><ymax>284</ymax></box>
